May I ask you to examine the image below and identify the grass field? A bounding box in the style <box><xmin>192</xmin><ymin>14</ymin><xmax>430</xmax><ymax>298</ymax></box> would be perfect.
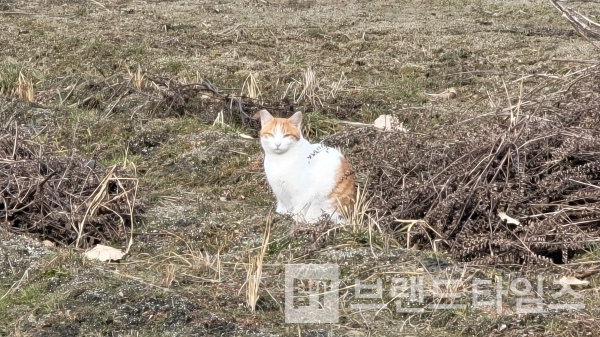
<box><xmin>1</xmin><ymin>0</ymin><xmax>600</xmax><ymax>336</ymax></box>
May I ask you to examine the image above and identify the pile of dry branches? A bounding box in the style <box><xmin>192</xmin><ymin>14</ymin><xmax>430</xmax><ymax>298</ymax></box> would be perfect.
<box><xmin>146</xmin><ymin>75</ymin><xmax>254</xmax><ymax>124</ymax></box>
<box><xmin>550</xmin><ymin>0</ymin><xmax>600</xmax><ymax>44</ymax></box>
<box><xmin>136</xmin><ymin>73</ymin><xmax>358</xmax><ymax>127</ymax></box>
<box><xmin>338</xmin><ymin>63</ymin><xmax>600</xmax><ymax>265</ymax></box>
<box><xmin>0</xmin><ymin>125</ymin><xmax>140</xmax><ymax>249</ymax></box>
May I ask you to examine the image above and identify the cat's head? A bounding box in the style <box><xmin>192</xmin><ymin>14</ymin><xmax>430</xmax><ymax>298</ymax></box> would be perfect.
<box><xmin>258</xmin><ymin>109</ymin><xmax>303</xmax><ymax>155</ymax></box>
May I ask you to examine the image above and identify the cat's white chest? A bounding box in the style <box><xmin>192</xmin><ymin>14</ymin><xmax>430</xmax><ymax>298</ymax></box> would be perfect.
<box><xmin>263</xmin><ymin>154</ymin><xmax>308</xmax><ymax>201</ymax></box>
<box><xmin>263</xmin><ymin>141</ymin><xmax>341</xmax><ymax>221</ymax></box>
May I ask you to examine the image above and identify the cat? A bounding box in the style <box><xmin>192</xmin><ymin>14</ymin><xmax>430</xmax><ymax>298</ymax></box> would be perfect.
<box><xmin>258</xmin><ymin>109</ymin><xmax>355</xmax><ymax>224</ymax></box>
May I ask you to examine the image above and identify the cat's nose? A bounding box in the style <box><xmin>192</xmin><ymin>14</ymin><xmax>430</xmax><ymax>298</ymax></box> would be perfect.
<box><xmin>275</xmin><ymin>142</ymin><xmax>281</xmax><ymax>148</ymax></box>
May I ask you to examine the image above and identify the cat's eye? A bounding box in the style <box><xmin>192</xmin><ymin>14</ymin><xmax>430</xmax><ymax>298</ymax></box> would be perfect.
<box><xmin>284</xmin><ymin>134</ymin><xmax>295</xmax><ymax>138</ymax></box>
<box><xmin>263</xmin><ymin>133</ymin><xmax>274</xmax><ymax>137</ymax></box>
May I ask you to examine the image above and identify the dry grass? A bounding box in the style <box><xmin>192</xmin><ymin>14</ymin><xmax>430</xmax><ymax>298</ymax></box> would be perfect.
<box><xmin>283</xmin><ymin>67</ymin><xmax>322</xmax><ymax>106</ymax></box>
<box><xmin>160</xmin><ymin>231</ymin><xmax>223</xmax><ymax>281</ymax></box>
<box><xmin>127</xmin><ymin>64</ymin><xmax>147</xmax><ymax>90</ymax></box>
<box><xmin>328</xmin><ymin>71</ymin><xmax>348</xmax><ymax>99</ymax></box>
<box><xmin>245</xmin><ymin>211</ymin><xmax>272</xmax><ymax>312</ymax></box>
<box><xmin>344</xmin><ymin>183</ymin><xmax>374</xmax><ymax>233</ymax></box>
<box><xmin>163</xmin><ymin>264</ymin><xmax>178</xmax><ymax>287</ymax></box>
<box><xmin>112</xmin><ymin>231</ymin><xmax>223</xmax><ymax>290</ymax></box>
<box><xmin>298</xmin><ymin>67</ymin><xmax>320</xmax><ymax>105</ymax></box>
<box><xmin>15</xmin><ymin>71</ymin><xmax>34</xmax><ymax>102</ymax></box>
<box><xmin>241</xmin><ymin>71</ymin><xmax>262</xmax><ymax>101</ymax></box>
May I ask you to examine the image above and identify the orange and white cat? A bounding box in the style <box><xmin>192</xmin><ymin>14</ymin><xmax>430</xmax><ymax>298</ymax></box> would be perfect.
<box><xmin>258</xmin><ymin>109</ymin><xmax>355</xmax><ymax>224</ymax></box>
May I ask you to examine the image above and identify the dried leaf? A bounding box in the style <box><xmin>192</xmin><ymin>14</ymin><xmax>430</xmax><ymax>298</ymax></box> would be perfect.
<box><xmin>84</xmin><ymin>244</ymin><xmax>125</xmax><ymax>262</ymax></box>
<box><xmin>559</xmin><ymin>276</ymin><xmax>589</xmax><ymax>287</ymax></box>
<box><xmin>42</xmin><ymin>240</ymin><xmax>55</xmax><ymax>248</ymax></box>
<box><xmin>498</xmin><ymin>211</ymin><xmax>520</xmax><ymax>225</ymax></box>
<box><xmin>426</xmin><ymin>87</ymin><xmax>457</xmax><ymax>100</ymax></box>
<box><xmin>239</xmin><ymin>133</ymin><xmax>254</xmax><ymax>139</ymax></box>
<box><xmin>373</xmin><ymin>115</ymin><xmax>408</xmax><ymax>132</ymax></box>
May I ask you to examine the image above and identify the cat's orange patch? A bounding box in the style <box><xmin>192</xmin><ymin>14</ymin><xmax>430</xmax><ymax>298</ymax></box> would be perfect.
<box><xmin>328</xmin><ymin>157</ymin><xmax>356</xmax><ymax>215</ymax></box>
<box><xmin>259</xmin><ymin>118</ymin><xmax>301</xmax><ymax>140</ymax></box>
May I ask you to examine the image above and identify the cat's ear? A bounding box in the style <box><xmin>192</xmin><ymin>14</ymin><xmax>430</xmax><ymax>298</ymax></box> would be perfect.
<box><xmin>288</xmin><ymin>111</ymin><xmax>302</xmax><ymax>128</ymax></box>
<box><xmin>257</xmin><ymin>109</ymin><xmax>274</xmax><ymax>127</ymax></box>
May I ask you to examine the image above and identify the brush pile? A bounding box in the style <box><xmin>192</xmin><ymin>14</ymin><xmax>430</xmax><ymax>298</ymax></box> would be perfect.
<box><xmin>340</xmin><ymin>64</ymin><xmax>600</xmax><ymax>264</ymax></box>
<box><xmin>144</xmin><ymin>74</ymin><xmax>360</xmax><ymax>130</ymax></box>
<box><xmin>0</xmin><ymin>126</ymin><xmax>140</xmax><ymax>249</ymax></box>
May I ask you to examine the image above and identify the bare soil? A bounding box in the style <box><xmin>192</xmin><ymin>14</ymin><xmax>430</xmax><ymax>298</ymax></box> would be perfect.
<box><xmin>1</xmin><ymin>0</ymin><xmax>600</xmax><ymax>336</ymax></box>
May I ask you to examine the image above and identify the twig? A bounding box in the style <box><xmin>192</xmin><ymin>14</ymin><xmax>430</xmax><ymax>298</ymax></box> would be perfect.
<box><xmin>0</xmin><ymin>267</ymin><xmax>30</xmax><ymax>301</ymax></box>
